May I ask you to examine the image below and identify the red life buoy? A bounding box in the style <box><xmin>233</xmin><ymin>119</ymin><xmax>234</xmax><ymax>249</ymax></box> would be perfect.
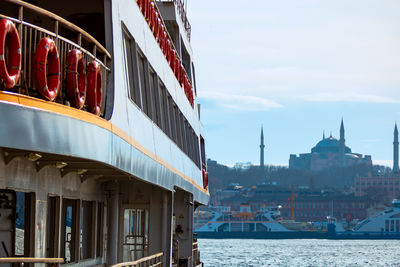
<box><xmin>0</xmin><ymin>19</ymin><xmax>21</xmax><ymax>89</ymax></box>
<box><xmin>169</xmin><ymin>48</ymin><xmax>175</xmax><ymax>70</ymax></box>
<box><xmin>174</xmin><ymin>57</ymin><xmax>180</xmax><ymax>81</ymax></box>
<box><xmin>147</xmin><ymin>1</ymin><xmax>154</xmax><ymax>23</ymax></box>
<box><xmin>34</xmin><ymin>37</ymin><xmax>60</xmax><ymax>101</ymax></box>
<box><xmin>66</xmin><ymin>49</ymin><xmax>86</xmax><ymax>109</ymax></box>
<box><xmin>152</xmin><ymin>11</ymin><xmax>159</xmax><ymax>39</ymax></box>
<box><xmin>202</xmin><ymin>168</ymin><xmax>209</xmax><ymax>190</ymax></box>
<box><xmin>179</xmin><ymin>64</ymin><xmax>185</xmax><ymax>86</ymax></box>
<box><xmin>86</xmin><ymin>60</ymin><xmax>102</xmax><ymax>115</ymax></box>
<box><xmin>156</xmin><ymin>17</ymin><xmax>162</xmax><ymax>42</ymax></box>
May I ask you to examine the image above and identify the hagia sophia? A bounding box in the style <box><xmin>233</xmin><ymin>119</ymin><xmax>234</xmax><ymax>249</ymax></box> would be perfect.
<box><xmin>259</xmin><ymin>120</ymin><xmax>373</xmax><ymax>172</ymax></box>
<box><xmin>288</xmin><ymin>120</ymin><xmax>372</xmax><ymax>171</ymax></box>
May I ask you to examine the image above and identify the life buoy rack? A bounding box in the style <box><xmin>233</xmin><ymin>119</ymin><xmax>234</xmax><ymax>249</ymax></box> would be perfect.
<box><xmin>66</xmin><ymin>49</ymin><xmax>86</xmax><ymax>109</ymax></box>
<box><xmin>86</xmin><ymin>60</ymin><xmax>102</xmax><ymax>116</ymax></box>
<box><xmin>34</xmin><ymin>37</ymin><xmax>60</xmax><ymax>101</ymax></box>
<box><xmin>0</xmin><ymin>19</ymin><xmax>21</xmax><ymax>89</ymax></box>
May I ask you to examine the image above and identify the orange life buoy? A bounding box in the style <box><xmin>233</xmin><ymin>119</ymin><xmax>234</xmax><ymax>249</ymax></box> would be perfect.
<box><xmin>34</xmin><ymin>37</ymin><xmax>60</xmax><ymax>101</ymax></box>
<box><xmin>0</xmin><ymin>19</ymin><xmax>21</xmax><ymax>89</ymax></box>
<box><xmin>86</xmin><ymin>60</ymin><xmax>102</xmax><ymax>115</ymax></box>
<box><xmin>66</xmin><ymin>49</ymin><xmax>86</xmax><ymax>109</ymax></box>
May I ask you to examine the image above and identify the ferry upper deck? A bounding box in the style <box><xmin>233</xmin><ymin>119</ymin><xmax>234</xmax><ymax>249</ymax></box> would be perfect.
<box><xmin>0</xmin><ymin>0</ymin><xmax>208</xmax><ymax>266</ymax></box>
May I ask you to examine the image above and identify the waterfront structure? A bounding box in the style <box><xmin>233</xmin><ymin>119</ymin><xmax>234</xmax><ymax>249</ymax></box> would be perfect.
<box><xmin>215</xmin><ymin>184</ymin><xmax>369</xmax><ymax>222</ymax></box>
<box><xmin>289</xmin><ymin>119</ymin><xmax>372</xmax><ymax>171</ymax></box>
<box><xmin>0</xmin><ymin>1</ymin><xmax>208</xmax><ymax>266</ymax></box>
<box><xmin>260</xmin><ymin>126</ymin><xmax>265</xmax><ymax>170</ymax></box>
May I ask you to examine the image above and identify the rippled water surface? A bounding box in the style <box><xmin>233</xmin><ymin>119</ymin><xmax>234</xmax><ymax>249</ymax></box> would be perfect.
<box><xmin>198</xmin><ymin>239</ymin><xmax>400</xmax><ymax>266</ymax></box>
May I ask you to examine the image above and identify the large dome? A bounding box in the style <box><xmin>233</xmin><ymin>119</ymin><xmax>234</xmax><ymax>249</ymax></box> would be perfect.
<box><xmin>311</xmin><ymin>136</ymin><xmax>351</xmax><ymax>154</ymax></box>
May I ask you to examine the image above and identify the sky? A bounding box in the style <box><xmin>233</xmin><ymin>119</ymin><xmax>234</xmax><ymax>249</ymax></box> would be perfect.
<box><xmin>187</xmin><ymin>0</ymin><xmax>400</xmax><ymax>167</ymax></box>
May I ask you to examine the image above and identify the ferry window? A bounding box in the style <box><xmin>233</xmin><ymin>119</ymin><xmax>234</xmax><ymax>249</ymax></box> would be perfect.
<box><xmin>15</xmin><ymin>191</ymin><xmax>35</xmax><ymax>257</ymax></box>
<box><xmin>385</xmin><ymin>220</ymin><xmax>389</xmax><ymax>232</ymax></box>
<box><xmin>396</xmin><ymin>220</ymin><xmax>400</xmax><ymax>232</ymax></box>
<box><xmin>181</xmin><ymin>114</ymin><xmax>187</xmax><ymax>154</ymax></box>
<box><xmin>61</xmin><ymin>199</ymin><xmax>79</xmax><ymax>263</ymax></box>
<box><xmin>96</xmin><ymin>202</ymin><xmax>104</xmax><ymax>257</ymax></box>
<box><xmin>175</xmin><ymin>105</ymin><xmax>182</xmax><ymax>149</ymax></box>
<box><xmin>391</xmin><ymin>220</ymin><xmax>395</xmax><ymax>232</ymax></box>
<box><xmin>200</xmin><ymin>136</ymin><xmax>206</xmax><ymax>166</ymax></box>
<box><xmin>123</xmin><ymin>30</ymin><xmax>141</xmax><ymax>108</ymax></box>
<box><xmin>150</xmin><ymin>70</ymin><xmax>160</xmax><ymax>126</ymax></box>
<box><xmin>46</xmin><ymin>196</ymin><xmax>60</xmax><ymax>258</ymax></box>
<box><xmin>122</xmin><ymin>208</ymin><xmax>149</xmax><ymax>261</ymax></box>
<box><xmin>168</xmin><ymin>95</ymin><xmax>177</xmax><ymax>143</ymax></box>
<box><xmin>157</xmin><ymin>81</ymin><xmax>166</xmax><ymax>133</ymax></box>
<box><xmin>80</xmin><ymin>201</ymin><xmax>94</xmax><ymax>260</ymax></box>
<box><xmin>138</xmin><ymin>52</ymin><xmax>149</xmax><ymax>116</ymax></box>
<box><xmin>164</xmin><ymin>90</ymin><xmax>172</xmax><ymax>138</ymax></box>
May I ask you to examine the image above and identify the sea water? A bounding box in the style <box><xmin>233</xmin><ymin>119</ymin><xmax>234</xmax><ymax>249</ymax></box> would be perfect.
<box><xmin>198</xmin><ymin>239</ymin><xmax>400</xmax><ymax>267</ymax></box>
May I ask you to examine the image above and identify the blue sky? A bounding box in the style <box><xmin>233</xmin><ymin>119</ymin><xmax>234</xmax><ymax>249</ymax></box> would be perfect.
<box><xmin>188</xmin><ymin>0</ymin><xmax>400</xmax><ymax>167</ymax></box>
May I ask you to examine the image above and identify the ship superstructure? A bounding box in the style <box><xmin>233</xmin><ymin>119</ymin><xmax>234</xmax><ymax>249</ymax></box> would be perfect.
<box><xmin>0</xmin><ymin>0</ymin><xmax>208</xmax><ymax>266</ymax></box>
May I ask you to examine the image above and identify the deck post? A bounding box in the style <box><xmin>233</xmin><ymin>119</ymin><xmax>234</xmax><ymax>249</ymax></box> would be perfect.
<box><xmin>106</xmin><ymin>181</ymin><xmax>119</xmax><ymax>266</ymax></box>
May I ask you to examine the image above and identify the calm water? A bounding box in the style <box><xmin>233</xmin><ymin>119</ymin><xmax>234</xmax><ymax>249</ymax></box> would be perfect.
<box><xmin>198</xmin><ymin>239</ymin><xmax>400</xmax><ymax>267</ymax></box>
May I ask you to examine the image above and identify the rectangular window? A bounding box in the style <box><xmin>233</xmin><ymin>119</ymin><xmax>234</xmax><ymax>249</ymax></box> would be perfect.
<box><xmin>138</xmin><ymin>53</ymin><xmax>149</xmax><ymax>116</ymax></box>
<box><xmin>200</xmin><ymin>136</ymin><xmax>206</xmax><ymax>167</ymax></box>
<box><xmin>174</xmin><ymin>105</ymin><xmax>182</xmax><ymax>149</ymax></box>
<box><xmin>150</xmin><ymin>70</ymin><xmax>161</xmax><ymax>127</ymax></box>
<box><xmin>162</xmin><ymin>86</ymin><xmax>171</xmax><ymax>137</ymax></box>
<box><xmin>168</xmin><ymin>95</ymin><xmax>177</xmax><ymax>143</ymax></box>
<box><xmin>61</xmin><ymin>199</ymin><xmax>79</xmax><ymax>263</ymax></box>
<box><xmin>96</xmin><ymin>202</ymin><xmax>104</xmax><ymax>257</ymax></box>
<box><xmin>123</xmin><ymin>29</ymin><xmax>141</xmax><ymax>107</ymax></box>
<box><xmin>391</xmin><ymin>220</ymin><xmax>395</xmax><ymax>232</ymax></box>
<box><xmin>396</xmin><ymin>220</ymin><xmax>400</xmax><ymax>232</ymax></box>
<box><xmin>122</xmin><ymin>209</ymin><xmax>149</xmax><ymax>261</ymax></box>
<box><xmin>80</xmin><ymin>201</ymin><xmax>94</xmax><ymax>260</ymax></box>
<box><xmin>46</xmin><ymin>196</ymin><xmax>60</xmax><ymax>258</ymax></box>
<box><xmin>385</xmin><ymin>220</ymin><xmax>389</xmax><ymax>232</ymax></box>
<box><xmin>15</xmin><ymin>191</ymin><xmax>35</xmax><ymax>257</ymax></box>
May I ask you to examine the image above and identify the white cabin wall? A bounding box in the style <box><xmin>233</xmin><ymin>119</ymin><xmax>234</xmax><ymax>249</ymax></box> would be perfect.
<box><xmin>109</xmin><ymin>0</ymin><xmax>204</xmax><ymax>187</ymax></box>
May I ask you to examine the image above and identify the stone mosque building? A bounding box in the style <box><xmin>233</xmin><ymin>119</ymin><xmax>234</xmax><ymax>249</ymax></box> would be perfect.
<box><xmin>288</xmin><ymin>120</ymin><xmax>372</xmax><ymax>171</ymax></box>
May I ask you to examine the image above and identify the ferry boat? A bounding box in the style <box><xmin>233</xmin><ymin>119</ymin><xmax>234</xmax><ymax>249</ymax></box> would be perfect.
<box><xmin>0</xmin><ymin>0</ymin><xmax>209</xmax><ymax>266</ymax></box>
<box><xmin>195</xmin><ymin>204</ymin><xmax>327</xmax><ymax>239</ymax></box>
<box><xmin>328</xmin><ymin>199</ymin><xmax>400</xmax><ymax>239</ymax></box>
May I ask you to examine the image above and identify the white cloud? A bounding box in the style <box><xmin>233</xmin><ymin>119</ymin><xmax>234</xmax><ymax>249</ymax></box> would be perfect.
<box><xmin>199</xmin><ymin>91</ymin><xmax>283</xmax><ymax>111</ymax></box>
<box><xmin>191</xmin><ymin>0</ymin><xmax>400</xmax><ymax>105</ymax></box>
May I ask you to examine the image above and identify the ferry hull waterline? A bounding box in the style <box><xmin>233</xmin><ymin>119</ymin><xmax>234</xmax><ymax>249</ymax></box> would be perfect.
<box><xmin>0</xmin><ymin>0</ymin><xmax>208</xmax><ymax>266</ymax></box>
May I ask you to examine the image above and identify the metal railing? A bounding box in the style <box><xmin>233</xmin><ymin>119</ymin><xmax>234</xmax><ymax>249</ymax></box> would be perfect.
<box><xmin>0</xmin><ymin>257</ymin><xmax>64</xmax><ymax>267</ymax></box>
<box><xmin>110</xmin><ymin>252</ymin><xmax>163</xmax><ymax>267</ymax></box>
<box><xmin>157</xmin><ymin>0</ymin><xmax>191</xmax><ymax>41</ymax></box>
<box><xmin>0</xmin><ymin>0</ymin><xmax>111</xmax><ymax>117</ymax></box>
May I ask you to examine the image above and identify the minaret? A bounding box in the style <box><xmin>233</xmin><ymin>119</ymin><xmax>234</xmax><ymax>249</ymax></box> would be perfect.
<box><xmin>260</xmin><ymin>126</ymin><xmax>265</xmax><ymax>170</ymax></box>
<box><xmin>393</xmin><ymin>123</ymin><xmax>399</xmax><ymax>173</ymax></box>
<box><xmin>339</xmin><ymin>118</ymin><xmax>345</xmax><ymax>166</ymax></box>
<box><xmin>340</xmin><ymin>118</ymin><xmax>345</xmax><ymax>145</ymax></box>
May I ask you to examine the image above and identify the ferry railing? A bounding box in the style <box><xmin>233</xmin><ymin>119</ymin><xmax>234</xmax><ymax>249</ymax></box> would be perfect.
<box><xmin>0</xmin><ymin>257</ymin><xmax>64</xmax><ymax>267</ymax></box>
<box><xmin>157</xmin><ymin>0</ymin><xmax>191</xmax><ymax>42</ymax></box>
<box><xmin>110</xmin><ymin>252</ymin><xmax>163</xmax><ymax>267</ymax></box>
<box><xmin>0</xmin><ymin>0</ymin><xmax>111</xmax><ymax>117</ymax></box>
